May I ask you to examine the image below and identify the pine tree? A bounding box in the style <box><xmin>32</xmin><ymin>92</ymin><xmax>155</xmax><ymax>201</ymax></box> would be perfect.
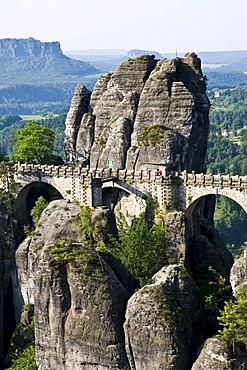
<box><xmin>217</xmin><ymin>284</ymin><xmax>247</xmax><ymax>351</ymax></box>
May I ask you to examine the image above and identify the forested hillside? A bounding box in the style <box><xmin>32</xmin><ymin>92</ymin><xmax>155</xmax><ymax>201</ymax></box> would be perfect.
<box><xmin>0</xmin><ymin>38</ymin><xmax>101</xmax><ymax>114</ymax></box>
<box><xmin>207</xmin><ymin>87</ymin><xmax>247</xmax><ymax>175</ymax></box>
<box><xmin>206</xmin><ymin>87</ymin><xmax>247</xmax><ymax>257</ymax></box>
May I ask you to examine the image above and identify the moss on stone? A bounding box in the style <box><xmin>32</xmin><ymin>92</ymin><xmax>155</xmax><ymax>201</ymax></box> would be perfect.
<box><xmin>138</xmin><ymin>125</ymin><xmax>165</xmax><ymax>147</ymax></box>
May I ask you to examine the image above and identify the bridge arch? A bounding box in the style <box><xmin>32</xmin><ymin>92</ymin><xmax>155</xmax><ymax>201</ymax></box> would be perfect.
<box><xmin>101</xmin><ymin>178</ymin><xmax>148</xmax><ymax>219</ymax></box>
<box><xmin>185</xmin><ymin>186</ymin><xmax>247</xmax><ymax>214</ymax></box>
<box><xmin>184</xmin><ymin>190</ymin><xmax>247</xmax><ymax>278</ymax></box>
<box><xmin>15</xmin><ymin>181</ymin><xmax>63</xmax><ymax>231</ymax></box>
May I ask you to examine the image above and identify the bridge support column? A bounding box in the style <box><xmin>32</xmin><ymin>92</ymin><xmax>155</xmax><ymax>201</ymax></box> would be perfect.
<box><xmin>158</xmin><ymin>177</ymin><xmax>182</xmax><ymax>211</ymax></box>
<box><xmin>91</xmin><ymin>178</ymin><xmax>102</xmax><ymax>207</ymax></box>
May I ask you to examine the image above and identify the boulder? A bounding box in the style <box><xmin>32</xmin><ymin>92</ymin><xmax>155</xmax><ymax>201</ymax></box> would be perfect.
<box><xmin>191</xmin><ymin>338</ymin><xmax>247</xmax><ymax>370</ymax></box>
<box><xmin>124</xmin><ymin>264</ymin><xmax>204</xmax><ymax>369</ymax></box>
<box><xmin>230</xmin><ymin>255</ymin><xmax>247</xmax><ymax>295</ymax></box>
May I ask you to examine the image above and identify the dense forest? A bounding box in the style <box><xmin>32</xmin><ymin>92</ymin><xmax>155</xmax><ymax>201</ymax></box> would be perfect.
<box><xmin>205</xmin><ymin>71</ymin><xmax>247</xmax><ymax>90</ymax></box>
<box><xmin>206</xmin><ymin>87</ymin><xmax>247</xmax><ymax>257</ymax></box>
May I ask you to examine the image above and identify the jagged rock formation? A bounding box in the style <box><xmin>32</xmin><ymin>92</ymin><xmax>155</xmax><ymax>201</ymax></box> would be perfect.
<box><xmin>191</xmin><ymin>338</ymin><xmax>247</xmax><ymax>370</ymax></box>
<box><xmin>0</xmin><ymin>38</ymin><xmax>63</xmax><ymax>59</ymax></box>
<box><xmin>64</xmin><ymin>85</ymin><xmax>91</xmax><ymax>162</ymax></box>
<box><xmin>16</xmin><ymin>200</ymin><xmax>135</xmax><ymax>370</ymax></box>
<box><xmin>64</xmin><ymin>53</ymin><xmax>210</xmax><ymax>173</ymax></box>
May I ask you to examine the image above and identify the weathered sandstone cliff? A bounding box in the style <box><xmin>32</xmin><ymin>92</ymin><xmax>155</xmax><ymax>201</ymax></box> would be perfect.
<box><xmin>125</xmin><ymin>264</ymin><xmax>203</xmax><ymax>370</ymax></box>
<box><xmin>16</xmin><ymin>200</ymin><xmax>134</xmax><ymax>370</ymax></box>
<box><xmin>64</xmin><ymin>53</ymin><xmax>210</xmax><ymax>173</ymax></box>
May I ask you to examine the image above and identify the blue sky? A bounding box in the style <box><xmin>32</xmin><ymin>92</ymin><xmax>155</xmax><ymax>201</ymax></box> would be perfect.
<box><xmin>0</xmin><ymin>0</ymin><xmax>246</xmax><ymax>53</ymax></box>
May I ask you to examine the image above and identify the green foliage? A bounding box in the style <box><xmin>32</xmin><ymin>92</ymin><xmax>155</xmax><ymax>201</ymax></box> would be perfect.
<box><xmin>30</xmin><ymin>196</ymin><xmax>48</xmax><ymax>228</ymax></box>
<box><xmin>78</xmin><ymin>206</ymin><xmax>94</xmax><ymax>247</ymax></box>
<box><xmin>139</xmin><ymin>125</ymin><xmax>165</xmax><ymax>147</ymax></box>
<box><xmin>0</xmin><ymin>114</ymin><xmax>22</xmax><ymax>128</ymax></box>
<box><xmin>206</xmin><ymin>87</ymin><xmax>247</xmax><ymax>258</ymax></box>
<box><xmin>13</xmin><ymin>121</ymin><xmax>55</xmax><ymax>163</ymax></box>
<box><xmin>49</xmin><ymin>239</ymin><xmax>74</xmax><ymax>264</ymax></box>
<box><xmin>214</xmin><ymin>196</ymin><xmax>247</xmax><ymax>258</ymax></box>
<box><xmin>193</xmin><ymin>263</ymin><xmax>231</xmax><ymax>311</ymax></box>
<box><xmin>7</xmin><ymin>318</ymin><xmax>37</xmax><ymax>370</ymax></box>
<box><xmin>206</xmin><ymin>71</ymin><xmax>247</xmax><ymax>90</ymax></box>
<box><xmin>8</xmin><ymin>345</ymin><xmax>37</xmax><ymax>370</ymax></box>
<box><xmin>108</xmin><ymin>213</ymin><xmax>167</xmax><ymax>286</ymax></box>
<box><xmin>207</xmin><ymin>86</ymin><xmax>247</xmax><ymax>175</ymax></box>
<box><xmin>217</xmin><ymin>285</ymin><xmax>247</xmax><ymax>351</ymax></box>
<box><xmin>49</xmin><ymin>239</ymin><xmax>107</xmax><ymax>279</ymax></box>
<box><xmin>0</xmin><ymin>113</ymin><xmax>66</xmax><ymax>159</ymax></box>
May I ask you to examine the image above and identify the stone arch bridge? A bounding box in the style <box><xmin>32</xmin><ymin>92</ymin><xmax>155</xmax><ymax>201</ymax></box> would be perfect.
<box><xmin>2</xmin><ymin>163</ymin><xmax>247</xmax><ymax>215</ymax></box>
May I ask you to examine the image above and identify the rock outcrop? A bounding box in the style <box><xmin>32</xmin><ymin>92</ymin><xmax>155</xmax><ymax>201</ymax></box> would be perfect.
<box><xmin>16</xmin><ymin>200</ymin><xmax>134</xmax><ymax>370</ymax></box>
<box><xmin>230</xmin><ymin>255</ymin><xmax>247</xmax><ymax>295</ymax></box>
<box><xmin>124</xmin><ymin>264</ymin><xmax>204</xmax><ymax>370</ymax></box>
<box><xmin>0</xmin><ymin>38</ymin><xmax>63</xmax><ymax>59</ymax></box>
<box><xmin>191</xmin><ymin>338</ymin><xmax>247</xmax><ymax>370</ymax></box>
<box><xmin>63</xmin><ymin>85</ymin><xmax>91</xmax><ymax>162</ymax></box>
<box><xmin>64</xmin><ymin>53</ymin><xmax>210</xmax><ymax>173</ymax></box>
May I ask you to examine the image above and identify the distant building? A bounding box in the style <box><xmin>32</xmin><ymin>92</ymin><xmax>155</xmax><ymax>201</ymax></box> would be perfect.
<box><xmin>214</xmin><ymin>91</ymin><xmax>220</xmax><ymax>98</ymax></box>
<box><xmin>221</xmin><ymin>129</ymin><xmax>239</xmax><ymax>138</ymax></box>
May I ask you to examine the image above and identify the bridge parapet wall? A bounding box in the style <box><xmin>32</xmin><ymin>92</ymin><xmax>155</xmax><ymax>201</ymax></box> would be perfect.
<box><xmin>7</xmin><ymin>165</ymin><xmax>247</xmax><ymax>213</ymax></box>
<box><xmin>180</xmin><ymin>171</ymin><xmax>247</xmax><ymax>213</ymax></box>
<box><xmin>181</xmin><ymin>171</ymin><xmax>247</xmax><ymax>189</ymax></box>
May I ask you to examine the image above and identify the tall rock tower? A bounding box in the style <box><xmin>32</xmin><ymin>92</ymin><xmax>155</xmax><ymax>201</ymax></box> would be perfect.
<box><xmin>64</xmin><ymin>53</ymin><xmax>210</xmax><ymax>174</ymax></box>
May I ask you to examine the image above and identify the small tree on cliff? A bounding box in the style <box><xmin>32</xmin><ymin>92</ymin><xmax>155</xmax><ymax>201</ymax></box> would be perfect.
<box><xmin>217</xmin><ymin>284</ymin><xmax>247</xmax><ymax>351</ymax></box>
<box><xmin>13</xmin><ymin>121</ymin><xmax>55</xmax><ymax>164</ymax></box>
<box><xmin>109</xmin><ymin>213</ymin><xmax>168</xmax><ymax>286</ymax></box>
<box><xmin>30</xmin><ymin>196</ymin><xmax>49</xmax><ymax>228</ymax></box>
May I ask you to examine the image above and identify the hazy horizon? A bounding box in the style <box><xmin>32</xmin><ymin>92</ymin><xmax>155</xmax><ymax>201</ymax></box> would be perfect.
<box><xmin>0</xmin><ymin>0</ymin><xmax>246</xmax><ymax>54</ymax></box>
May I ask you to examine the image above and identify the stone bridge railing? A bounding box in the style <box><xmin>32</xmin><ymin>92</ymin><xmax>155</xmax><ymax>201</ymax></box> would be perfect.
<box><xmin>2</xmin><ymin>163</ymin><xmax>247</xmax><ymax>213</ymax></box>
<box><xmin>13</xmin><ymin>163</ymin><xmax>169</xmax><ymax>182</ymax></box>
<box><xmin>180</xmin><ymin>171</ymin><xmax>247</xmax><ymax>213</ymax></box>
<box><xmin>181</xmin><ymin>171</ymin><xmax>247</xmax><ymax>189</ymax></box>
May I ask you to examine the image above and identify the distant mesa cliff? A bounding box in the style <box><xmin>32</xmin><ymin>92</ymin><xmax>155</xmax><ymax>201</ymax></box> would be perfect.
<box><xmin>0</xmin><ymin>38</ymin><xmax>100</xmax><ymax>83</ymax></box>
<box><xmin>0</xmin><ymin>37</ymin><xmax>63</xmax><ymax>60</ymax></box>
<box><xmin>127</xmin><ymin>48</ymin><xmax>163</xmax><ymax>59</ymax></box>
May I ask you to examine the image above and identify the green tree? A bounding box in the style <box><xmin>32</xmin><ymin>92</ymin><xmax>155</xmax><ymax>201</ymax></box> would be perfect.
<box><xmin>109</xmin><ymin>213</ymin><xmax>167</xmax><ymax>286</ymax></box>
<box><xmin>13</xmin><ymin>121</ymin><xmax>55</xmax><ymax>163</ymax></box>
<box><xmin>217</xmin><ymin>285</ymin><xmax>247</xmax><ymax>351</ymax></box>
<box><xmin>214</xmin><ymin>196</ymin><xmax>247</xmax><ymax>258</ymax></box>
<box><xmin>8</xmin><ymin>345</ymin><xmax>37</xmax><ymax>370</ymax></box>
<box><xmin>7</xmin><ymin>318</ymin><xmax>37</xmax><ymax>370</ymax></box>
<box><xmin>30</xmin><ymin>196</ymin><xmax>48</xmax><ymax>228</ymax></box>
<box><xmin>77</xmin><ymin>205</ymin><xmax>94</xmax><ymax>247</ymax></box>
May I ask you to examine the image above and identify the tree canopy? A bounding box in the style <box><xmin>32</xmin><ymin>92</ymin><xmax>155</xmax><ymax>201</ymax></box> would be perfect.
<box><xmin>108</xmin><ymin>213</ymin><xmax>168</xmax><ymax>286</ymax></box>
<box><xmin>217</xmin><ymin>285</ymin><xmax>247</xmax><ymax>352</ymax></box>
<box><xmin>13</xmin><ymin>121</ymin><xmax>55</xmax><ymax>163</ymax></box>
